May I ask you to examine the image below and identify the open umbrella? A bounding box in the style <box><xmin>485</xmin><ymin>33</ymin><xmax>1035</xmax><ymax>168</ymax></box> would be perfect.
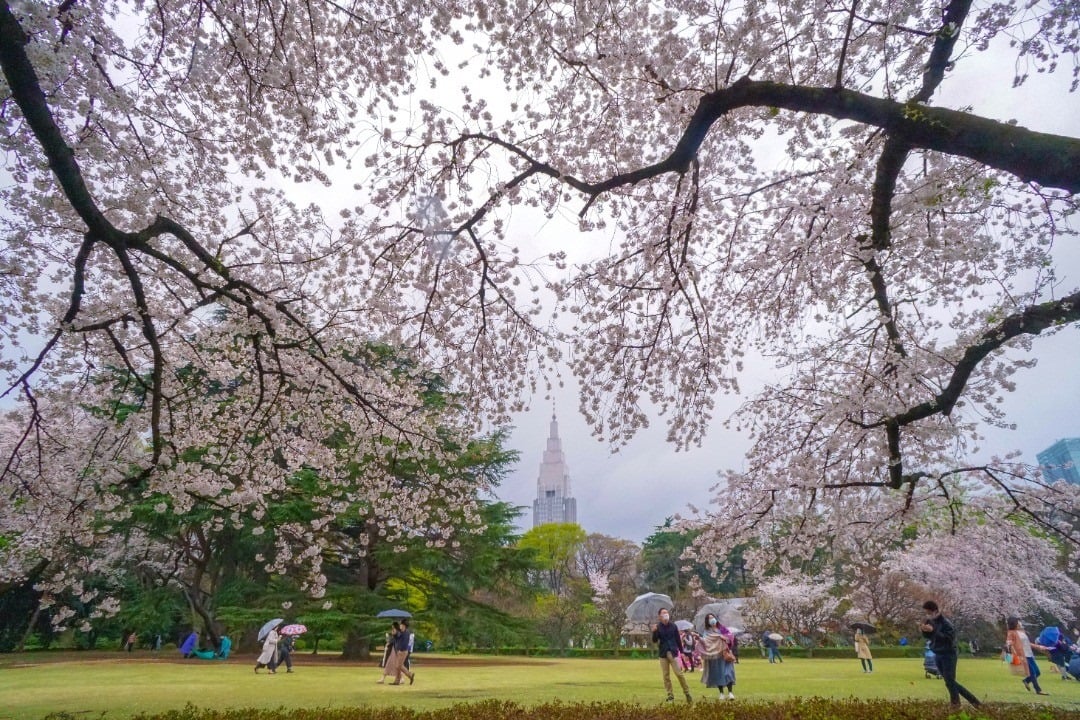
<box><xmin>279</xmin><ymin>623</ymin><xmax>307</xmax><ymax>636</ymax></box>
<box><xmin>258</xmin><ymin>618</ymin><xmax>284</xmax><ymax>641</ymax></box>
<box><xmin>768</xmin><ymin>632</ymin><xmax>784</xmax><ymax>641</ymax></box>
<box><xmin>675</xmin><ymin>620</ymin><xmax>694</xmax><ymax>631</ymax></box>
<box><xmin>625</xmin><ymin>592</ymin><xmax>675</xmax><ymax>623</ymax></box>
<box><xmin>850</xmin><ymin>622</ymin><xmax>877</xmax><ymax>634</ymax></box>
<box><xmin>376</xmin><ymin>608</ymin><xmax>412</xmax><ymax>619</ymax></box>
<box><xmin>693</xmin><ymin>600</ymin><xmax>747</xmax><ymax>633</ymax></box>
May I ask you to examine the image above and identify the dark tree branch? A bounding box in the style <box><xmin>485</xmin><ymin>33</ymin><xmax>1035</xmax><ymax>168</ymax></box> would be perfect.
<box><xmin>454</xmin><ymin>78</ymin><xmax>1080</xmax><ymax>205</ymax></box>
<box><xmin>889</xmin><ymin>288</ymin><xmax>1080</xmax><ymax>430</ymax></box>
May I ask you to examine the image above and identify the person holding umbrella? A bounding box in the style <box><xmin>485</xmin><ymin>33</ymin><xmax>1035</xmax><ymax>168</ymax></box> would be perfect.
<box><xmin>854</xmin><ymin>627</ymin><xmax>874</xmax><ymax>673</ymax></box>
<box><xmin>377</xmin><ymin>622</ymin><xmax>401</xmax><ymax>684</ymax></box>
<box><xmin>700</xmin><ymin>613</ymin><xmax>736</xmax><ymax>700</ymax></box>
<box><xmin>388</xmin><ymin>620</ymin><xmax>416</xmax><ymax>685</ymax></box>
<box><xmin>401</xmin><ymin>619</ymin><xmax>415</xmax><ymax>671</ymax></box>
<box><xmin>255</xmin><ymin>620</ymin><xmax>283</xmax><ymax>674</ymax></box>
<box><xmin>270</xmin><ymin>633</ymin><xmax>294</xmax><ymax>673</ymax></box>
<box><xmin>764</xmin><ymin>632</ymin><xmax>783</xmax><ymax>663</ymax></box>
<box><xmin>653</xmin><ymin>608</ymin><xmax>693</xmax><ymax>703</ymax></box>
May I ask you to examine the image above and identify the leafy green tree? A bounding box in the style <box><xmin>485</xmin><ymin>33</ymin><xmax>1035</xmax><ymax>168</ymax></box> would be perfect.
<box><xmin>642</xmin><ymin>520</ymin><xmax>750</xmax><ymax>605</ymax></box>
<box><xmin>518</xmin><ymin>523</ymin><xmax>587</xmax><ymax>596</ymax></box>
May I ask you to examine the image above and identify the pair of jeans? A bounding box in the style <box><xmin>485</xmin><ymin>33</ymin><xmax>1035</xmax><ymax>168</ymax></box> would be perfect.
<box><xmin>1024</xmin><ymin>656</ymin><xmax>1043</xmax><ymax>692</ymax></box>
<box><xmin>935</xmin><ymin>651</ymin><xmax>980</xmax><ymax>706</ymax></box>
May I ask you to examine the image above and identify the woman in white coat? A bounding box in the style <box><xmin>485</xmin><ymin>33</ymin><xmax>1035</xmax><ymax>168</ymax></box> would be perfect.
<box><xmin>255</xmin><ymin>624</ymin><xmax>281</xmax><ymax>673</ymax></box>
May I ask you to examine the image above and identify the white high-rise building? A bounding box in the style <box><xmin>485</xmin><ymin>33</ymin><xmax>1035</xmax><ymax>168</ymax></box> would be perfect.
<box><xmin>532</xmin><ymin>413</ymin><xmax>578</xmax><ymax>527</ymax></box>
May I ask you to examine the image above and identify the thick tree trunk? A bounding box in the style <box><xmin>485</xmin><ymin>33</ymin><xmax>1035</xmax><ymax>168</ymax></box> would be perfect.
<box><xmin>16</xmin><ymin>600</ymin><xmax>41</xmax><ymax>652</ymax></box>
<box><xmin>341</xmin><ymin>630</ymin><xmax>371</xmax><ymax>661</ymax></box>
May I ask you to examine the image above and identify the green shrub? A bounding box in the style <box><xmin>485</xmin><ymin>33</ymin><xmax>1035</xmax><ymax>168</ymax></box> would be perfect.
<box><xmin>126</xmin><ymin>698</ymin><xmax>1080</xmax><ymax>720</ymax></box>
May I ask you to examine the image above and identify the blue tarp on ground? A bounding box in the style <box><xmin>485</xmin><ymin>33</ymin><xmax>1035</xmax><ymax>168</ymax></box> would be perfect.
<box><xmin>191</xmin><ymin>636</ymin><xmax>232</xmax><ymax>660</ymax></box>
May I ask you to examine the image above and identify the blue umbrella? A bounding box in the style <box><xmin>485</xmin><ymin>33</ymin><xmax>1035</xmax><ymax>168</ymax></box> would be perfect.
<box><xmin>376</xmin><ymin>608</ymin><xmax>412</xmax><ymax>619</ymax></box>
<box><xmin>258</xmin><ymin>618</ymin><xmax>284</xmax><ymax>641</ymax></box>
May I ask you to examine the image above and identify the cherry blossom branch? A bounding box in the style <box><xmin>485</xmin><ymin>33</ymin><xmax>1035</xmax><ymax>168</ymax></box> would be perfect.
<box><xmin>861</xmin><ymin>0</ymin><xmax>973</xmax><ymax>360</ymax></box>
<box><xmin>882</xmin><ymin>289</ymin><xmax>1080</xmax><ymax>432</ymax></box>
<box><xmin>449</xmin><ymin>77</ymin><xmax>1080</xmax><ymax>212</ymax></box>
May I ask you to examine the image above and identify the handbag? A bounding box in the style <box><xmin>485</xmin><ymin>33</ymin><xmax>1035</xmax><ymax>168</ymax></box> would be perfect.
<box><xmin>722</xmin><ymin>648</ymin><xmax>737</xmax><ymax>663</ymax></box>
<box><xmin>1009</xmin><ymin>651</ymin><xmax>1027</xmax><ymax>676</ymax></box>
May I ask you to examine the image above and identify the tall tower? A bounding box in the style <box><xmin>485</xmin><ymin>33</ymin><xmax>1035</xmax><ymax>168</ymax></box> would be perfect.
<box><xmin>533</xmin><ymin>412</ymin><xmax>578</xmax><ymax>527</ymax></box>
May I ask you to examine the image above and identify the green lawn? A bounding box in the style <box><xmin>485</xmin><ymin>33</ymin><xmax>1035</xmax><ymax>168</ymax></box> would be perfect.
<box><xmin>1</xmin><ymin>652</ymin><xmax>1079</xmax><ymax>719</ymax></box>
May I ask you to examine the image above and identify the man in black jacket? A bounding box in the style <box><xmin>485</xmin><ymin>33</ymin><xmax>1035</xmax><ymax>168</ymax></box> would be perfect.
<box><xmin>652</xmin><ymin>608</ymin><xmax>692</xmax><ymax>703</ymax></box>
<box><xmin>920</xmin><ymin>600</ymin><xmax>980</xmax><ymax>707</ymax></box>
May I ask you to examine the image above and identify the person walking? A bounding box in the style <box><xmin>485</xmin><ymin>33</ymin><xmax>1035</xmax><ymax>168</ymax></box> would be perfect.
<box><xmin>380</xmin><ymin>626</ymin><xmax>394</xmax><ymax>669</ymax></box>
<box><xmin>764</xmin><ymin>633</ymin><xmax>783</xmax><ymax>663</ymax></box>
<box><xmin>377</xmin><ymin>623</ymin><xmax>401</xmax><ymax>684</ymax></box>
<box><xmin>401</xmin><ymin>620</ymin><xmax>415</xmax><ymax>671</ymax></box>
<box><xmin>1007</xmin><ymin>617</ymin><xmax>1050</xmax><ymax>695</ymax></box>
<box><xmin>652</xmin><ymin>608</ymin><xmax>693</xmax><ymax>703</ymax></box>
<box><xmin>124</xmin><ymin>631</ymin><xmax>137</xmax><ymax>653</ymax></box>
<box><xmin>391</xmin><ymin>619</ymin><xmax>416</xmax><ymax>685</ymax></box>
<box><xmin>270</xmin><ymin>633</ymin><xmax>295</xmax><ymax>673</ymax></box>
<box><xmin>920</xmin><ymin>600</ymin><xmax>980</xmax><ymax>707</ymax></box>
<box><xmin>254</xmin><ymin>623</ymin><xmax>281</xmax><ymax>673</ymax></box>
<box><xmin>700</xmin><ymin>613</ymin><xmax>736</xmax><ymax>700</ymax></box>
<box><xmin>855</xmin><ymin>629</ymin><xmax>873</xmax><ymax>673</ymax></box>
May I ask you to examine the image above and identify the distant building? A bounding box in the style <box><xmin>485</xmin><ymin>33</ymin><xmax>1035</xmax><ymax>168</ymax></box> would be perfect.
<box><xmin>532</xmin><ymin>413</ymin><xmax>577</xmax><ymax>527</ymax></box>
<box><xmin>1037</xmin><ymin>438</ymin><xmax>1080</xmax><ymax>484</ymax></box>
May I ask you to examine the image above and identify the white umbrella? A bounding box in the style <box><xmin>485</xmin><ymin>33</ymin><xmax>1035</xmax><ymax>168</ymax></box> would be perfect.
<box><xmin>625</xmin><ymin>592</ymin><xmax>674</xmax><ymax>623</ymax></box>
<box><xmin>675</xmin><ymin>619</ymin><xmax>694</xmax><ymax>631</ymax></box>
<box><xmin>693</xmin><ymin>600</ymin><xmax>746</xmax><ymax>632</ymax></box>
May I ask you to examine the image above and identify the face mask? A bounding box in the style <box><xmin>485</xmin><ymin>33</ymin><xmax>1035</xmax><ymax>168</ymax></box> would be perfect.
<box><xmin>660</xmin><ymin>613</ymin><xmax>670</xmax><ymax>622</ymax></box>
<box><xmin>707</xmin><ymin>618</ymin><xmax>717</xmax><ymax>627</ymax></box>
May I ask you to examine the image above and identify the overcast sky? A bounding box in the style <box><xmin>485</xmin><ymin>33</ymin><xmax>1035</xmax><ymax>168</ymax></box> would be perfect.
<box><xmin>490</xmin><ymin>44</ymin><xmax>1080</xmax><ymax>544</ymax></box>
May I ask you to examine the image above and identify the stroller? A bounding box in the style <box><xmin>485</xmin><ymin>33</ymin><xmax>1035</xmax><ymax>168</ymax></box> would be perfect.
<box><xmin>924</xmin><ymin>644</ymin><xmax>942</xmax><ymax>679</ymax></box>
<box><xmin>1067</xmin><ymin>654</ymin><xmax>1080</xmax><ymax>681</ymax></box>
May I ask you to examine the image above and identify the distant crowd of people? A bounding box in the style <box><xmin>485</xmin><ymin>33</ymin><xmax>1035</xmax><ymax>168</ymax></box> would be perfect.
<box><xmin>648</xmin><ymin>597</ymin><xmax>1080</xmax><ymax>707</ymax></box>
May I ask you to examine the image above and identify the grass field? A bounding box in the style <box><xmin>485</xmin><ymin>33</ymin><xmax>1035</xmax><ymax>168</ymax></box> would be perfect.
<box><xmin>2</xmin><ymin>652</ymin><xmax>1079</xmax><ymax>719</ymax></box>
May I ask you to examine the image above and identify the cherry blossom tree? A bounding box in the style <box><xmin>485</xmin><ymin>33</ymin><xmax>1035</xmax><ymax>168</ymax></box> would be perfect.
<box><xmin>576</xmin><ymin>533</ymin><xmax>641</xmax><ymax>644</ymax></box>
<box><xmin>743</xmin><ymin>576</ymin><xmax>841</xmax><ymax>648</ymax></box>
<box><xmin>346</xmin><ymin>0</ymin><xmax>1080</xmax><ymax>576</ymax></box>
<box><xmin>0</xmin><ymin>1</ymin><xmax>487</xmax><ymax>620</ymax></box>
<box><xmin>884</xmin><ymin>522</ymin><xmax>1079</xmax><ymax>624</ymax></box>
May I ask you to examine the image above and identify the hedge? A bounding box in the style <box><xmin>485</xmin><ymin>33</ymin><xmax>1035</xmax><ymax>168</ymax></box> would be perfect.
<box><xmin>95</xmin><ymin>699</ymin><xmax>1080</xmax><ymax>720</ymax></box>
<box><xmin>453</xmin><ymin>646</ymin><xmax>931</xmax><ymax>659</ymax></box>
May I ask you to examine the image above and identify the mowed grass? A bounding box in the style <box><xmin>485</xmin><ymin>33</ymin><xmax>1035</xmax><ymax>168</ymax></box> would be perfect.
<box><xmin>2</xmin><ymin>652</ymin><xmax>1080</xmax><ymax>719</ymax></box>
